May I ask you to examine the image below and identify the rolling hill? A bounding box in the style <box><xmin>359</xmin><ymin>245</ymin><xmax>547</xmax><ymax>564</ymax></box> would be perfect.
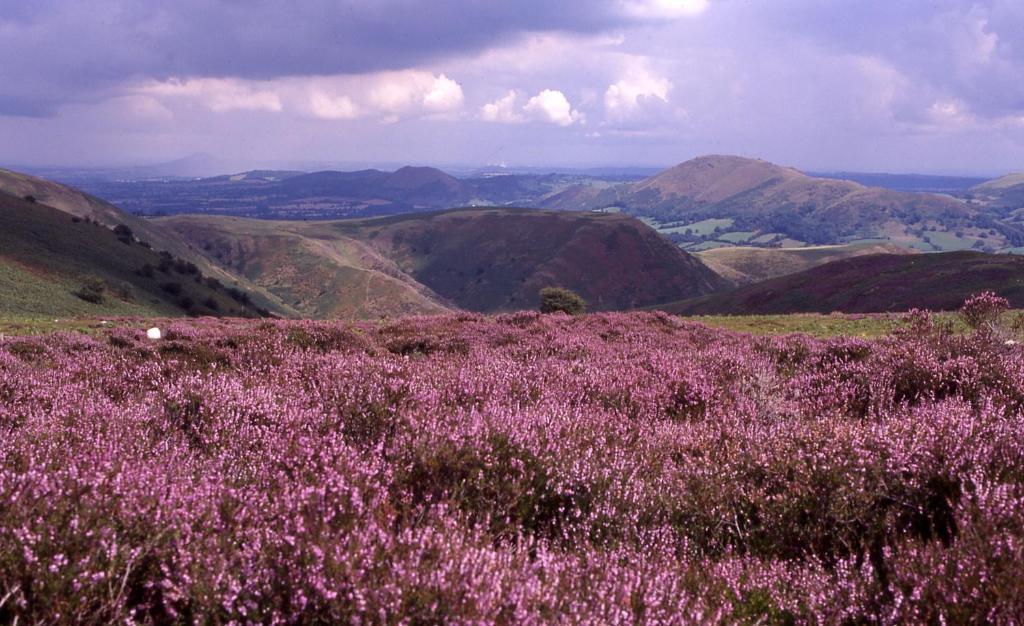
<box><xmin>159</xmin><ymin>208</ymin><xmax>728</xmax><ymax>316</ymax></box>
<box><xmin>0</xmin><ymin>168</ymin><xmax>295</xmax><ymax>316</ymax></box>
<box><xmin>571</xmin><ymin>155</ymin><xmax>1020</xmax><ymax>252</ymax></box>
<box><xmin>696</xmin><ymin>242</ymin><xmax>916</xmax><ymax>285</ymax></box>
<box><xmin>153</xmin><ymin>215</ymin><xmax>452</xmax><ymax>319</ymax></box>
<box><xmin>0</xmin><ymin>192</ymin><xmax>267</xmax><ymax>318</ymax></box>
<box><xmin>661</xmin><ymin>251</ymin><xmax>1024</xmax><ymax>315</ymax></box>
<box><xmin>969</xmin><ymin>173</ymin><xmax>1024</xmax><ymax>213</ymax></box>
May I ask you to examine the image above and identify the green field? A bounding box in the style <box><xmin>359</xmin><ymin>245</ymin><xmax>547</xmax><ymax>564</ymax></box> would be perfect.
<box><xmin>658</xmin><ymin>218</ymin><xmax>735</xmax><ymax>236</ymax></box>
<box><xmin>718</xmin><ymin>231</ymin><xmax>757</xmax><ymax>243</ymax></box>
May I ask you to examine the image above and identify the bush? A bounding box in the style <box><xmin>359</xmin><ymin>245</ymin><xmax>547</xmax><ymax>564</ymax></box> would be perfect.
<box><xmin>539</xmin><ymin>287</ymin><xmax>586</xmax><ymax>315</ymax></box>
<box><xmin>113</xmin><ymin>224</ymin><xmax>134</xmax><ymax>244</ymax></box>
<box><xmin>23</xmin><ymin>194</ymin><xmax>37</xmax><ymax>203</ymax></box>
<box><xmin>961</xmin><ymin>291</ymin><xmax>1009</xmax><ymax>331</ymax></box>
<box><xmin>73</xmin><ymin>276</ymin><xmax>106</xmax><ymax>304</ymax></box>
<box><xmin>160</xmin><ymin>282</ymin><xmax>183</xmax><ymax>296</ymax></box>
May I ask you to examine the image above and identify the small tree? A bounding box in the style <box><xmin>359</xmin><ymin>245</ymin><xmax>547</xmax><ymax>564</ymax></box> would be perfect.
<box><xmin>73</xmin><ymin>276</ymin><xmax>106</xmax><ymax>304</ymax></box>
<box><xmin>539</xmin><ymin>287</ymin><xmax>586</xmax><ymax>315</ymax></box>
<box><xmin>113</xmin><ymin>224</ymin><xmax>134</xmax><ymax>244</ymax></box>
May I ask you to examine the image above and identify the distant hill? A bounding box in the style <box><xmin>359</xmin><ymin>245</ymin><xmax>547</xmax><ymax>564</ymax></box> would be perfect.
<box><xmin>662</xmin><ymin>251</ymin><xmax>1024</xmax><ymax>315</ymax></box>
<box><xmin>160</xmin><ymin>208</ymin><xmax>728</xmax><ymax>316</ymax></box>
<box><xmin>696</xmin><ymin>242</ymin><xmax>916</xmax><ymax>285</ymax></box>
<box><xmin>571</xmin><ymin>155</ymin><xmax>1020</xmax><ymax>252</ymax></box>
<box><xmin>68</xmin><ymin>167</ymin><xmax>638</xmax><ymax>221</ymax></box>
<box><xmin>806</xmin><ymin>171</ymin><xmax>988</xmax><ymax>194</ymax></box>
<box><xmin>0</xmin><ymin>192</ymin><xmax>267</xmax><ymax>318</ymax></box>
<box><xmin>969</xmin><ymin>173</ymin><xmax>1024</xmax><ymax>214</ymax></box>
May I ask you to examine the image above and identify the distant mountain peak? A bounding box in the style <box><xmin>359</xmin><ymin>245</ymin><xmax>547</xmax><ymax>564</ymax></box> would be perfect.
<box><xmin>383</xmin><ymin>165</ymin><xmax>463</xmax><ymax>191</ymax></box>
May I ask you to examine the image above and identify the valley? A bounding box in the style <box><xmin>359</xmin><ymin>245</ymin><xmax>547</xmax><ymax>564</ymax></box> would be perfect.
<box><xmin>5</xmin><ymin>155</ymin><xmax>1024</xmax><ymax>320</ymax></box>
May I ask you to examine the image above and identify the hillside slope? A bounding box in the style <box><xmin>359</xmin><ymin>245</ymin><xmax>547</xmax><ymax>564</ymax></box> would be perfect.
<box><xmin>663</xmin><ymin>251</ymin><xmax>1024</xmax><ymax>315</ymax></box>
<box><xmin>332</xmin><ymin>208</ymin><xmax>728</xmax><ymax>312</ymax></box>
<box><xmin>969</xmin><ymin>173</ymin><xmax>1024</xmax><ymax>215</ymax></box>
<box><xmin>0</xmin><ymin>192</ymin><xmax>267</xmax><ymax>318</ymax></box>
<box><xmin>579</xmin><ymin>156</ymin><xmax>1019</xmax><ymax>251</ymax></box>
<box><xmin>156</xmin><ymin>215</ymin><xmax>451</xmax><ymax>319</ymax></box>
<box><xmin>0</xmin><ymin>168</ymin><xmax>296</xmax><ymax>316</ymax></box>
<box><xmin>696</xmin><ymin>242</ymin><xmax>916</xmax><ymax>285</ymax></box>
<box><xmin>160</xmin><ymin>208</ymin><xmax>728</xmax><ymax>316</ymax></box>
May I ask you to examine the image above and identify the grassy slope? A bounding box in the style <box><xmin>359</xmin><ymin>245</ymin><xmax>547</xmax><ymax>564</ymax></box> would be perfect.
<box><xmin>0</xmin><ymin>168</ymin><xmax>295</xmax><ymax>316</ymax></box>
<box><xmin>329</xmin><ymin>207</ymin><xmax>728</xmax><ymax>312</ymax></box>
<box><xmin>156</xmin><ymin>215</ymin><xmax>451</xmax><ymax>319</ymax></box>
<box><xmin>696</xmin><ymin>242</ymin><xmax>917</xmax><ymax>285</ymax></box>
<box><xmin>0</xmin><ymin>192</ymin><xmax>264</xmax><ymax>318</ymax></box>
<box><xmin>661</xmin><ymin>251</ymin><xmax>1024</xmax><ymax>315</ymax></box>
<box><xmin>159</xmin><ymin>208</ymin><xmax>729</xmax><ymax>317</ymax></box>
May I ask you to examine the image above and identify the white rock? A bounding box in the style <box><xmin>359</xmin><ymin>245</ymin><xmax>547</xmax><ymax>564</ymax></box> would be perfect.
<box><xmin>1005</xmin><ymin>339</ymin><xmax>1018</xmax><ymax>346</ymax></box>
<box><xmin>146</xmin><ymin>327</ymin><xmax>162</xmax><ymax>340</ymax></box>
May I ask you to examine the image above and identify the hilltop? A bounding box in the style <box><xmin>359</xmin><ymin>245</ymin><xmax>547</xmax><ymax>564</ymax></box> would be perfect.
<box><xmin>568</xmin><ymin>155</ymin><xmax>1020</xmax><ymax>252</ymax></box>
<box><xmin>159</xmin><ymin>208</ymin><xmax>727</xmax><ymax>316</ymax></box>
<box><xmin>663</xmin><ymin>250</ymin><xmax>1024</xmax><ymax>315</ymax></box>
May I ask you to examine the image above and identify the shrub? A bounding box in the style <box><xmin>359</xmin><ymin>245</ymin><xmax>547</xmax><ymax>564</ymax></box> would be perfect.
<box><xmin>113</xmin><ymin>224</ymin><xmax>134</xmax><ymax>244</ymax></box>
<box><xmin>539</xmin><ymin>287</ymin><xmax>586</xmax><ymax>315</ymax></box>
<box><xmin>73</xmin><ymin>275</ymin><xmax>106</xmax><ymax>304</ymax></box>
<box><xmin>961</xmin><ymin>291</ymin><xmax>1009</xmax><ymax>331</ymax></box>
<box><xmin>160</xmin><ymin>281</ymin><xmax>183</xmax><ymax>296</ymax></box>
<box><xmin>23</xmin><ymin>194</ymin><xmax>37</xmax><ymax>203</ymax></box>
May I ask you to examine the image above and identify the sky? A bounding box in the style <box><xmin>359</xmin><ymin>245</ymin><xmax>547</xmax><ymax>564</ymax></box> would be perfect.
<box><xmin>1</xmin><ymin>0</ymin><xmax>1023</xmax><ymax>174</ymax></box>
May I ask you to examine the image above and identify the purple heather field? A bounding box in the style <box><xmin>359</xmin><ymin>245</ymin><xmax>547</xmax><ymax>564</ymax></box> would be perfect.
<box><xmin>1</xmin><ymin>295</ymin><xmax>1023</xmax><ymax>624</ymax></box>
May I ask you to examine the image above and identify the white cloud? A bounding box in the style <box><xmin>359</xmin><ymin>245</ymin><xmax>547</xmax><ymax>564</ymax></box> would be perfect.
<box><xmin>308</xmin><ymin>92</ymin><xmax>359</xmax><ymax>120</ymax></box>
<box><xmin>604</xmin><ymin>66</ymin><xmax>672</xmax><ymax>118</ymax></box>
<box><xmin>423</xmin><ymin>74</ymin><xmax>465</xmax><ymax>111</ymax></box>
<box><xmin>621</xmin><ymin>0</ymin><xmax>709</xmax><ymax>19</ymax></box>
<box><xmin>138</xmin><ymin>78</ymin><xmax>283</xmax><ymax>113</ymax></box>
<box><xmin>139</xmin><ymin>71</ymin><xmax>464</xmax><ymax>122</ymax></box>
<box><xmin>926</xmin><ymin>98</ymin><xmax>974</xmax><ymax>128</ymax></box>
<box><xmin>524</xmin><ymin>89</ymin><xmax>583</xmax><ymax>126</ymax></box>
<box><xmin>480</xmin><ymin>90</ymin><xmax>525</xmax><ymax>123</ymax></box>
<box><xmin>369</xmin><ymin>71</ymin><xmax>464</xmax><ymax>115</ymax></box>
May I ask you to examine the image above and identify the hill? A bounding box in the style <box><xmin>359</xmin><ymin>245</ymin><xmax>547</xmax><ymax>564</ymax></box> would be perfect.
<box><xmin>696</xmin><ymin>242</ymin><xmax>916</xmax><ymax>285</ymax></box>
<box><xmin>662</xmin><ymin>250</ymin><xmax>1024</xmax><ymax>315</ymax></box>
<box><xmin>575</xmin><ymin>155</ymin><xmax>1020</xmax><ymax>252</ymax></box>
<box><xmin>0</xmin><ymin>168</ymin><xmax>295</xmax><ymax>316</ymax></box>
<box><xmin>154</xmin><ymin>215</ymin><xmax>452</xmax><ymax>319</ymax></box>
<box><xmin>331</xmin><ymin>208</ymin><xmax>728</xmax><ymax>311</ymax></box>
<box><xmin>159</xmin><ymin>208</ymin><xmax>727</xmax><ymax>316</ymax></box>
<box><xmin>0</xmin><ymin>192</ymin><xmax>267</xmax><ymax>318</ymax></box>
<box><xmin>969</xmin><ymin>173</ymin><xmax>1024</xmax><ymax>219</ymax></box>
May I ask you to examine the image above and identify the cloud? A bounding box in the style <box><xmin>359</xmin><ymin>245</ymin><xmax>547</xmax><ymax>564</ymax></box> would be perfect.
<box><xmin>524</xmin><ymin>90</ymin><xmax>584</xmax><ymax>126</ymax></box>
<box><xmin>134</xmin><ymin>71</ymin><xmax>464</xmax><ymax>122</ymax></box>
<box><xmin>480</xmin><ymin>91</ymin><xmax>526</xmax><ymax>123</ymax></box>
<box><xmin>604</xmin><ymin>64</ymin><xmax>672</xmax><ymax>119</ymax></box>
<box><xmin>138</xmin><ymin>79</ymin><xmax>283</xmax><ymax>113</ymax></box>
<box><xmin>0</xmin><ymin>0</ymin><xmax>695</xmax><ymax>116</ymax></box>
<box><xmin>422</xmin><ymin>75</ymin><xmax>465</xmax><ymax>112</ymax></box>
<box><xmin>308</xmin><ymin>93</ymin><xmax>359</xmax><ymax>120</ymax></box>
<box><xmin>621</xmin><ymin>0</ymin><xmax>710</xmax><ymax>19</ymax></box>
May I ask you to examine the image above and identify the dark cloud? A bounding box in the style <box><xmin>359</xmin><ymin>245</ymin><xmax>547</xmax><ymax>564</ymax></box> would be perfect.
<box><xmin>0</xmin><ymin>0</ymin><xmax>643</xmax><ymax>116</ymax></box>
<box><xmin>740</xmin><ymin>0</ymin><xmax>1024</xmax><ymax>120</ymax></box>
